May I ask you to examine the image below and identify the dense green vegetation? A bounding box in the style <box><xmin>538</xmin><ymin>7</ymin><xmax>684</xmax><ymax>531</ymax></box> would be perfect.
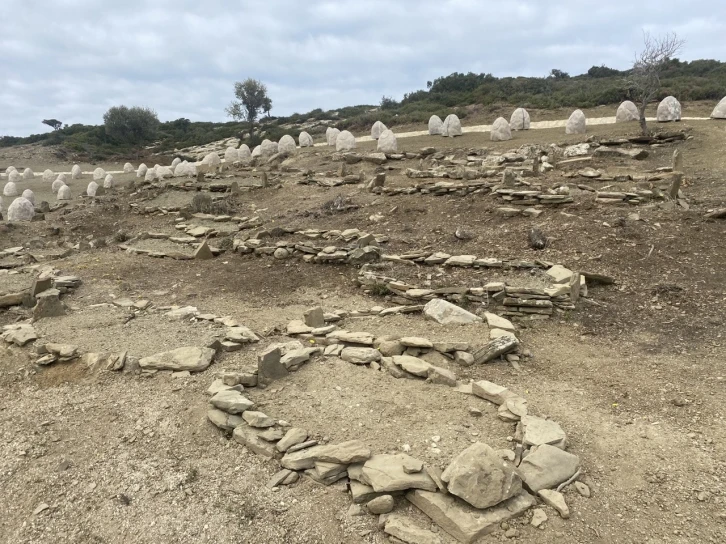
<box><xmin>2</xmin><ymin>58</ymin><xmax>724</xmax><ymax>159</ymax></box>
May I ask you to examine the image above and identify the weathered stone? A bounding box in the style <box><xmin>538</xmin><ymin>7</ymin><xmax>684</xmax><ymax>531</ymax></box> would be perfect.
<box><xmin>139</xmin><ymin>346</ymin><xmax>215</xmax><ymax>372</ymax></box>
<box><xmin>424</xmin><ymin>299</ymin><xmax>482</xmax><ymax>325</ymax></box>
<box><xmin>207</xmin><ymin>408</ymin><xmax>244</xmax><ymax>430</ymax></box>
<box><xmin>209</xmin><ymin>389</ymin><xmax>255</xmax><ymax>414</ymax></box>
<box><xmin>341</xmin><ymin>347</ymin><xmax>381</xmax><ymax>364</ymax></box>
<box><xmin>367</xmin><ymin>494</ymin><xmax>395</xmax><ymax>515</ymax></box>
<box><xmin>657</xmin><ymin>96</ymin><xmax>681</xmax><ymax>122</ymax></box>
<box><xmin>517</xmin><ymin>444</ymin><xmax>580</xmax><ymax>492</ymax></box>
<box><xmin>454</xmin><ymin>351</ymin><xmax>474</xmax><ymax>367</ymax></box>
<box><xmin>276</xmin><ymin>428</ymin><xmax>308</xmax><ymax>452</ymax></box>
<box><xmin>575</xmin><ymin>481</ymin><xmax>591</xmax><ymax>497</ymax></box>
<box><xmin>299</xmin><ymin>131</ymin><xmax>314</xmax><ymax>147</ymax></box>
<box><xmin>232</xmin><ymin>426</ymin><xmax>281</xmax><ymax>459</ymax></box>
<box><xmin>565</xmin><ymin>110</ymin><xmax>586</xmax><ymax>134</ymax></box>
<box><xmin>371</xmin><ymin>120</ymin><xmax>387</xmax><ymax>140</ymax></box>
<box><xmin>7</xmin><ymin>197</ymin><xmax>35</xmax><ymax>221</ymax></box>
<box><xmin>407</xmin><ymin>490</ymin><xmax>536</xmax><ymax>544</ymax></box>
<box><xmin>33</xmin><ymin>288</ymin><xmax>65</xmax><ymax>319</ymax></box>
<box><xmin>616</xmin><ymin>100</ymin><xmax>640</xmax><ymax>123</ymax></box>
<box><xmin>242</xmin><ymin>410</ymin><xmax>276</xmax><ymax>428</ymax></box>
<box><xmin>472</xmin><ymin>336</ymin><xmax>519</xmax><ymax>364</ymax></box>
<box><xmin>194</xmin><ymin>240</ymin><xmax>214</xmax><ymax>260</ymax></box>
<box><xmin>335</xmin><ymin>130</ymin><xmax>356</xmax><ymax>152</ymax></box>
<box><xmin>521</xmin><ymin>416</ymin><xmax>567</xmax><ymax>449</ymax></box>
<box><xmin>267</xmin><ymin>469</ymin><xmax>295</xmax><ymax>488</ymax></box>
<box><xmin>327</xmin><ymin>330</ymin><xmax>374</xmax><ymax>345</ymax></box>
<box><xmin>304</xmin><ymin>306</ymin><xmax>325</xmax><ymax>328</ymax></box>
<box><xmin>510</xmin><ymin>108</ymin><xmax>530</xmax><ymax>130</ymax></box>
<box><xmin>538</xmin><ymin>489</ymin><xmax>570</xmax><ymax>518</ymax></box>
<box><xmin>362</xmin><ymin>454</ymin><xmax>437</xmax><ymax>492</ymax></box>
<box><xmin>530</xmin><ymin>508</ymin><xmax>548</xmax><ymax>528</ymax></box>
<box><xmin>393</xmin><ymin>356</ymin><xmax>432</xmax><ymax>377</ymax></box>
<box><xmin>427</xmin><ymin>366</ymin><xmax>457</xmax><ymax>387</ymax></box>
<box><xmin>278</xmin><ymin>134</ymin><xmax>297</xmax><ymax>156</ymax></box>
<box><xmin>258</xmin><ymin>346</ymin><xmax>287</xmax><ymax>384</ymax></box>
<box><xmin>441</xmin><ymin>442</ymin><xmax>522</xmax><ymax>510</ymax></box>
<box><xmin>384</xmin><ymin>515</ymin><xmax>442</xmax><ymax>544</ymax></box>
<box><xmin>490</xmin><ymin>117</ymin><xmax>512</xmax><ymax>141</ymax></box>
<box><xmin>428</xmin><ymin>115</ymin><xmax>444</xmax><ymax>135</ymax></box>
<box><xmin>326</xmin><ymin>127</ymin><xmax>340</xmax><ymax>146</ymax></box>
<box><xmin>445</xmin><ymin>255</ymin><xmax>476</xmax><ymax>267</ymax></box>
<box><xmin>2</xmin><ymin>325</ymin><xmax>38</xmax><ymax>346</ymax></box>
<box><xmin>377</xmin><ymin>339</ymin><xmax>405</xmax><ymax>357</ymax></box>
<box><xmin>484</xmin><ymin>312</ymin><xmax>514</xmax><ymax>331</ymax></box>
<box><xmin>281</xmin><ymin>440</ymin><xmax>371</xmax><ymax>470</ymax></box>
<box><xmin>377</xmin><ymin>129</ymin><xmax>398</xmax><ymax>153</ymax></box>
<box><xmin>711</xmin><ymin>96</ymin><xmax>726</xmax><ymax>119</ymax></box>
<box><xmin>472</xmin><ymin>380</ymin><xmax>516</xmax><ymax>405</ymax></box>
<box><xmin>280</xmin><ymin>348</ymin><xmax>317</xmax><ymax>369</ymax></box>
<box><xmin>442</xmin><ymin>114</ymin><xmax>462</xmax><ymax>137</ymax></box>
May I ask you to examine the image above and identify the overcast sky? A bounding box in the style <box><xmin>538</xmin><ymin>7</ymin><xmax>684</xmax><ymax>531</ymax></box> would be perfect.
<box><xmin>1</xmin><ymin>0</ymin><xmax>725</xmax><ymax>136</ymax></box>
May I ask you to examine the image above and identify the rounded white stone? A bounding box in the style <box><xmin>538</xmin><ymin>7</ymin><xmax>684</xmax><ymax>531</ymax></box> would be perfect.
<box><xmin>57</xmin><ymin>185</ymin><xmax>71</xmax><ymax>200</ymax></box>
<box><xmin>22</xmin><ymin>168</ymin><xmax>34</xmax><ymax>180</ymax></box>
<box><xmin>92</xmin><ymin>167</ymin><xmax>105</xmax><ymax>181</ymax></box>
<box><xmin>3</xmin><ymin>182</ymin><xmax>18</xmax><ymax>196</ymax></box>
<box><xmin>7</xmin><ymin>197</ymin><xmax>35</xmax><ymax>221</ymax></box>
<box><xmin>657</xmin><ymin>96</ymin><xmax>681</xmax><ymax>122</ymax></box>
<box><xmin>224</xmin><ymin>147</ymin><xmax>239</xmax><ymax>163</ymax></box>
<box><xmin>42</xmin><ymin>169</ymin><xmax>54</xmax><ymax>182</ymax></box>
<box><xmin>21</xmin><ymin>189</ymin><xmax>35</xmax><ymax>204</ymax></box>
<box><xmin>371</xmin><ymin>121</ymin><xmax>387</xmax><ymax>140</ymax></box>
<box><xmin>251</xmin><ymin>145</ymin><xmax>262</xmax><ymax>157</ymax></box>
<box><xmin>5</xmin><ymin>166</ymin><xmax>16</xmax><ymax>174</ymax></box>
<box><xmin>335</xmin><ymin>130</ymin><xmax>356</xmax><ymax>152</ymax></box>
<box><xmin>123</xmin><ymin>162</ymin><xmax>134</xmax><ymax>174</ymax></box>
<box><xmin>711</xmin><ymin>96</ymin><xmax>726</xmax><ymax>119</ymax></box>
<box><xmin>87</xmin><ymin>181</ymin><xmax>99</xmax><ymax>196</ymax></box>
<box><xmin>442</xmin><ymin>114</ymin><xmax>462</xmax><ymax>137</ymax></box>
<box><xmin>278</xmin><ymin>135</ymin><xmax>297</xmax><ymax>155</ymax></box>
<box><xmin>202</xmin><ymin>152</ymin><xmax>221</xmax><ymax>167</ymax></box>
<box><xmin>616</xmin><ymin>101</ymin><xmax>640</xmax><ymax>122</ymax></box>
<box><xmin>171</xmin><ymin>157</ymin><xmax>181</xmax><ymax>170</ymax></box>
<box><xmin>71</xmin><ymin>165</ymin><xmax>82</xmax><ymax>179</ymax></box>
<box><xmin>491</xmin><ymin>117</ymin><xmax>512</xmax><ymax>141</ymax></box>
<box><xmin>157</xmin><ymin>166</ymin><xmax>173</xmax><ymax>179</ymax></box>
<box><xmin>8</xmin><ymin>170</ymin><xmax>21</xmax><ymax>183</ymax></box>
<box><xmin>56</xmin><ymin>173</ymin><xmax>67</xmax><ymax>183</ymax></box>
<box><xmin>428</xmin><ymin>115</ymin><xmax>444</xmax><ymax>135</ymax></box>
<box><xmin>377</xmin><ymin>129</ymin><xmax>398</xmax><ymax>153</ymax></box>
<box><xmin>566</xmin><ymin>110</ymin><xmax>587</xmax><ymax>134</ymax></box>
<box><xmin>52</xmin><ymin>179</ymin><xmax>66</xmax><ymax>194</ymax></box>
<box><xmin>137</xmin><ymin>163</ymin><xmax>148</xmax><ymax>178</ymax></box>
<box><xmin>326</xmin><ymin>127</ymin><xmax>340</xmax><ymax>146</ymax></box>
<box><xmin>299</xmin><ymin>132</ymin><xmax>313</xmax><ymax>147</ymax></box>
<box><xmin>104</xmin><ymin>174</ymin><xmax>115</xmax><ymax>188</ymax></box>
<box><xmin>260</xmin><ymin>139</ymin><xmax>278</xmax><ymax>157</ymax></box>
<box><xmin>510</xmin><ymin>108</ymin><xmax>531</xmax><ymax>130</ymax></box>
<box><xmin>238</xmin><ymin>144</ymin><xmax>252</xmax><ymax>162</ymax></box>
<box><xmin>144</xmin><ymin>168</ymin><xmax>157</xmax><ymax>182</ymax></box>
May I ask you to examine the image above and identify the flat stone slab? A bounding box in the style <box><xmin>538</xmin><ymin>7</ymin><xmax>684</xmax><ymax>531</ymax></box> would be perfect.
<box><xmin>407</xmin><ymin>489</ymin><xmax>536</xmax><ymax>544</ymax></box>
<box><xmin>521</xmin><ymin>416</ymin><xmax>567</xmax><ymax>449</ymax></box>
<box><xmin>138</xmin><ymin>346</ymin><xmax>215</xmax><ymax>372</ymax></box>
<box><xmin>362</xmin><ymin>454</ymin><xmax>437</xmax><ymax>492</ymax></box>
<box><xmin>384</xmin><ymin>514</ymin><xmax>442</xmax><ymax>544</ymax></box>
<box><xmin>517</xmin><ymin>444</ymin><xmax>580</xmax><ymax>492</ymax></box>
<box><xmin>209</xmin><ymin>390</ymin><xmax>255</xmax><ymax>414</ymax></box>
<box><xmin>326</xmin><ymin>330</ymin><xmax>375</xmax><ymax>345</ymax></box>
<box><xmin>281</xmin><ymin>440</ymin><xmax>371</xmax><ymax>470</ymax></box>
<box><xmin>424</xmin><ymin>299</ymin><xmax>482</xmax><ymax>325</ymax></box>
<box><xmin>392</xmin><ymin>356</ymin><xmax>432</xmax><ymax>377</ymax></box>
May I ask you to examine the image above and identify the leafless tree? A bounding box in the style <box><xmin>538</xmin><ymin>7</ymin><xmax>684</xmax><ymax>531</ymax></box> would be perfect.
<box><xmin>629</xmin><ymin>31</ymin><xmax>685</xmax><ymax>135</ymax></box>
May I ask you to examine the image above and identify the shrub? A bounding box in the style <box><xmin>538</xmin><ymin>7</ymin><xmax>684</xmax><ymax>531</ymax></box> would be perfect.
<box><xmin>103</xmin><ymin>105</ymin><xmax>160</xmax><ymax>145</ymax></box>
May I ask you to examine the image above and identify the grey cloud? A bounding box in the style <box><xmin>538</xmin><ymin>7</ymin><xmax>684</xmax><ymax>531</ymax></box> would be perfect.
<box><xmin>1</xmin><ymin>0</ymin><xmax>725</xmax><ymax>136</ymax></box>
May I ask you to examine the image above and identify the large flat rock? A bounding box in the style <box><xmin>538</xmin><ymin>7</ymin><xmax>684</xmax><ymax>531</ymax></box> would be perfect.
<box><xmin>518</xmin><ymin>444</ymin><xmax>580</xmax><ymax>492</ymax></box>
<box><xmin>280</xmin><ymin>440</ymin><xmax>371</xmax><ymax>470</ymax></box>
<box><xmin>362</xmin><ymin>454</ymin><xmax>437</xmax><ymax>492</ymax></box>
<box><xmin>139</xmin><ymin>346</ymin><xmax>215</xmax><ymax>372</ymax></box>
<box><xmin>407</xmin><ymin>490</ymin><xmax>536</xmax><ymax>544</ymax></box>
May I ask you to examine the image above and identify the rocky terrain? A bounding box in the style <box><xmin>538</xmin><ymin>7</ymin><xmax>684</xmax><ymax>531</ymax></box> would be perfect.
<box><xmin>1</xmin><ymin>109</ymin><xmax>725</xmax><ymax>544</ymax></box>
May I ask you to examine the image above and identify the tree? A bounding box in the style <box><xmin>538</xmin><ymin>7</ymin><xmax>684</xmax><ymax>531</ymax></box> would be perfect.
<box><xmin>225</xmin><ymin>79</ymin><xmax>270</xmax><ymax>126</ymax></box>
<box><xmin>380</xmin><ymin>96</ymin><xmax>399</xmax><ymax>110</ymax></box>
<box><xmin>262</xmin><ymin>97</ymin><xmax>272</xmax><ymax>118</ymax></box>
<box><xmin>426</xmin><ymin>81</ymin><xmax>433</xmax><ymax>90</ymax></box>
<box><xmin>548</xmin><ymin>69</ymin><xmax>570</xmax><ymax>80</ymax></box>
<box><xmin>42</xmin><ymin>119</ymin><xmax>63</xmax><ymax>131</ymax></box>
<box><xmin>103</xmin><ymin>105</ymin><xmax>160</xmax><ymax>144</ymax></box>
<box><xmin>629</xmin><ymin>31</ymin><xmax>685</xmax><ymax>135</ymax></box>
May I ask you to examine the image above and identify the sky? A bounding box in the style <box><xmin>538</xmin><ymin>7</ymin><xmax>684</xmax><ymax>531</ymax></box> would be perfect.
<box><xmin>1</xmin><ymin>0</ymin><xmax>725</xmax><ymax>136</ymax></box>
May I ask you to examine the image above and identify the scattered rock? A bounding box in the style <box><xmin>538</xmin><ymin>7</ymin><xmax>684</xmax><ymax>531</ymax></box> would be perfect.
<box><xmin>139</xmin><ymin>346</ymin><xmax>215</xmax><ymax>372</ymax></box>
<box><xmin>384</xmin><ymin>515</ymin><xmax>442</xmax><ymax>544</ymax></box>
<box><xmin>341</xmin><ymin>347</ymin><xmax>381</xmax><ymax>364</ymax></box>
<box><xmin>517</xmin><ymin>444</ymin><xmax>580</xmax><ymax>492</ymax></box>
<box><xmin>209</xmin><ymin>389</ymin><xmax>255</xmax><ymax>414</ymax></box>
<box><xmin>538</xmin><ymin>489</ymin><xmax>570</xmax><ymax>518</ymax></box>
<box><xmin>362</xmin><ymin>454</ymin><xmax>437</xmax><ymax>492</ymax></box>
<box><xmin>424</xmin><ymin>299</ymin><xmax>482</xmax><ymax>325</ymax></box>
<box><xmin>367</xmin><ymin>494</ymin><xmax>395</xmax><ymax>515</ymax></box>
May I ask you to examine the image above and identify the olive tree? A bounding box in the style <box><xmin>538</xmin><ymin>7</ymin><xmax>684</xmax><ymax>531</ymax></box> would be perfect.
<box><xmin>42</xmin><ymin>119</ymin><xmax>63</xmax><ymax>131</ymax></box>
<box><xmin>225</xmin><ymin>78</ymin><xmax>270</xmax><ymax>126</ymax></box>
<box><xmin>629</xmin><ymin>32</ymin><xmax>685</xmax><ymax>135</ymax></box>
<box><xmin>103</xmin><ymin>106</ymin><xmax>160</xmax><ymax>144</ymax></box>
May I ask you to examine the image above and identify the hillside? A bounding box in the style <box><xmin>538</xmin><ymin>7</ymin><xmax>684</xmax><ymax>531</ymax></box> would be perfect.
<box><xmin>2</xmin><ymin>58</ymin><xmax>725</xmax><ymax>161</ymax></box>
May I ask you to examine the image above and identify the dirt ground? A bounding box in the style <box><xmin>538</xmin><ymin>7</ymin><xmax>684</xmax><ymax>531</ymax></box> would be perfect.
<box><xmin>1</xmin><ymin>110</ymin><xmax>725</xmax><ymax>544</ymax></box>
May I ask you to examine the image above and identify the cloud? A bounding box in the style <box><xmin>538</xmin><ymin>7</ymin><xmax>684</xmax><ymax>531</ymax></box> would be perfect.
<box><xmin>1</xmin><ymin>0</ymin><xmax>725</xmax><ymax>136</ymax></box>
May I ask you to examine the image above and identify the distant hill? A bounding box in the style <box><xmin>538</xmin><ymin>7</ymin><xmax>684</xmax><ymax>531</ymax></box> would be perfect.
<box><xmin>2</xmin><ymin>58</ymin><xmax>724</xmax><ymax>160</ymax></box>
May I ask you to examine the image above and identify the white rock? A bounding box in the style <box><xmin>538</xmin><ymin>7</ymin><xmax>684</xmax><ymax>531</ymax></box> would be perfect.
<box><xmin>103</xmin><ymin>174</ymin><xmax>114</xmax><ymax>189</ymax></box>
<box><xmin>21</xmin><ymin>189</ymin><xmax>35</xmax><ymax>204</ymax></box>
<box><xmin>565</xmin><ymin>110</ymin><xmax>586</xmax><ymax>134</ymax></box>
<box><xmin>657</xmin><ymin>96</ymin><xmax>681</xmax><ymax>122</ymax></box>
<box><xmin>260</xmin><ymin>139</ymin><xmax>278</xmax><ymax>157</ymax></box>
<box><xmin>5</xmin><ymin>166</ymin><xmax>15</xmax><ymax>174</ymax></box>
<box><xmin>173</xmin><ymin>161</ymin><xmax>188</xmax><ymax>177</ymax></box>
<box><xmin>423</xmin><ymin>299</ymin><xmax>482</xmax><ymax>325</ymax></box>
<box><xmin>92</xmin><ymin>167</ymin><xmax>105</xmax><ymax>181</ymax></box>
<box><xmin>137</xmin><ymin>163</ymin><xmax>148</xmax><ymax>178</ymax></box>
<box><xmin>171</xmin><ymin>157</ymin><xmax>181</xmax><ymax>169</ymax></box>
<box><xmin>336</xmin><ymin>130</ymin><xmax>356</xmax><ymax>152</ymax></box>
<box><xmin>616</xmin><ymin>101</ymin><xmax>640</xmax><ymax>122</ymax></box>
<box><xmin>251</xmin><ymin>145</ymin><xmax>262</xmax><ymax>157</ymax></box>
<box><xmin>224</xmin><ymin>147</ymin><xmax>239</xmax><ymax>163</ymax></box>
<box><xmin>371</xmin><ymin>121</ymin><xmax>387</xmax><ymax>140</ymax></box>
<box><xmin>87</xmin><ymin>181</ymin><xmax>99</xmax><ymax>196</ymax></box>
<box><xmin>51</xmin><ymin>179</ymin><xmax>66</xmax><ymax>194</ymax></box>
<box><xmin>377</xmin><ymin>129</ymin><xmax>397</xmax><ymax>153</ymax></box>
<box><xmin>299</xmin><ymin>132</ymin><xmax>313</xmax><ymax>147</ymax></box>
<box><xmin>326</xmin><ymin>127</ymin><xmax>340</xmax><ymax>146</ymax></box>
<box><xmin>7</xmin><ymin>197</ymin><xmax>35</xmax><ymax>221</ymax></box>
<box><xmin>510</xmin><ymin>108</ymin><xmax>530</xmax><ymax>130</ymax></box>
<box><xmin>42</xmin><ymin>169</ymin><xmax>54</xmax><ymax>182</ymax></box>
<box><xmin>278</xmin><ymin>135</ymin><xmax>297</xmax><ymax>155</ymax></box>
<box><xmin>123</xmin><ymin>162</ymin><xmax>134</xmax><ymax>173</ymax></box>
<box><xmin>3</xmin><ymin>182</ymin><xmax>18</xmax><ymax>197</ymax></box>
<box><xmin>71</xmin><ymin>165</ymin><xmax>82</xmax><ymax>179</ymax></box>
<box><xmin>490</xmin><ymin>117</ymin><xmax>512</xmax><ymax>141</ymax></box>
<box><xmin>202</xmin><ymin>152</ymin><xmax>221</xmax><ymax>167</ymax></box>
<box><xmin>8</xmin><ymin>170</ymin><xmax>21</xmax><ymax>183</ymax></box>
<box><xmin>156</xmin><ymin>166</ymin><xmax>173</xmax><ymax>179</ymax></box>
<box><xmin>22</xmin><ymin>168</ymin><xmax>34</xmax><ymax>180</ymax></box>
<box><xmin>57</xmin><ymin>185</ymin><xmax>71</xmax><ymax>200</ymax></box>
<box><xmin>428</xmin><ymin>115</ymin><xmax>444</xmax><ymax>135</ymax></box>
<box><xmin>442</xmin><ymin>114</ymin><xmax>462</xmax><ymax>137</ymax></box>
<box><xmin>711</xmin><ymin>97</ymin><xmax>726</xmax><ymax>119</ymax></box>
<box><xmin>144</xmin><ymin>168</ymin><xmax>157</xmax><ymax>182</ymax></box>
<box><xmin>563</xmin><ymin>143</ymin><xmax>590</xmax><ymax>157</ymax></box>
<box><xmin>238</xmin><ymin>144</ymin><xmax>252</xmax><ymax>162</ymax></box>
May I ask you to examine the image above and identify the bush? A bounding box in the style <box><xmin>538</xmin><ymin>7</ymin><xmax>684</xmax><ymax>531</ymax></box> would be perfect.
<box><xmin>103</xmin><ymin>105</ymin><xmax>160</xmax><ymax>145</ymax></box>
